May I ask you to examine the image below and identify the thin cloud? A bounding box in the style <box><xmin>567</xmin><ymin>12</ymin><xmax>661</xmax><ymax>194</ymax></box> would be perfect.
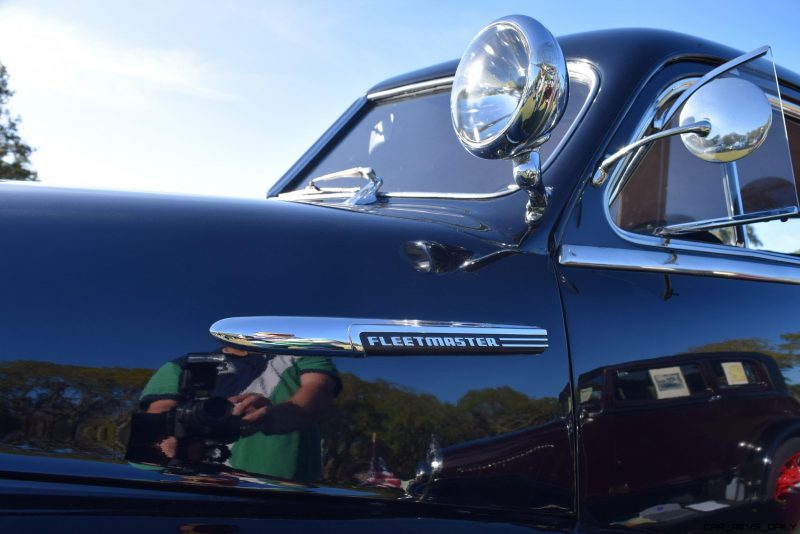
<box><xmin>257</xmin><ymin>2</ymin><xmax>351</xmax><ymax>54</ymax></box>
<box><xmin>0</xmin><ymin>5</ymin><xmax>235</xmax><ymax>107</ymax></box>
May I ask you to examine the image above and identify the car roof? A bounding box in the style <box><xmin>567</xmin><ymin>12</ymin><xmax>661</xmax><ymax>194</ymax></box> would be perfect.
<box><xmin>367</xmin><ymin>28</ymin><xmax>800</xmax><ymax>95</ymax></box>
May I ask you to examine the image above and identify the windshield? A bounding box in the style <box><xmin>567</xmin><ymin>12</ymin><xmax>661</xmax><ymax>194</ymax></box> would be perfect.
<box><xmin>284</xmin><ymin>63</ymin><xmax>597</xmax><ymax>196</ymax></box>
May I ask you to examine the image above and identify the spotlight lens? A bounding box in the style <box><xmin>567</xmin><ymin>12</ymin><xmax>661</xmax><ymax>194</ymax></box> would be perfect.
<box><xmin>451</xmin><ymin>23</ymin><xmax>529</xmax><ymax>145</ymax></box>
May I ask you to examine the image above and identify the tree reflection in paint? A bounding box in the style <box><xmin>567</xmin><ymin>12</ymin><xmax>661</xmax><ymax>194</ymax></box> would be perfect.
<box><xmin>0</xmin><ymin>359</ymin><xmax>560</xmax><ymax>486</ymax></box>
<box><xmin>692</xmin><ymin>333</ymin><xmax>800</xmax><ymax>397</ymax></box>
<box><xmin>0</xmin><ymin>360</ymin><xmax>151</xmax><ymax>458</ymax></box>
<box><xmin>321</xmin><ymin>374</ymin><xmax>559</xmax><ymax>483</ymax></box>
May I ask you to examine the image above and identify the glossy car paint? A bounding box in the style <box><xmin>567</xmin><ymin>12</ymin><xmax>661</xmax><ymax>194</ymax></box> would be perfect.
<box><xmin>1</xmin><ymin>28</ymin><xmax>799</xmax><ymax>531</ymax></box>
<box><xmin>0</xmin><ymin>180</ymin><xmax>576</xmax><ymax>525</ymax></box>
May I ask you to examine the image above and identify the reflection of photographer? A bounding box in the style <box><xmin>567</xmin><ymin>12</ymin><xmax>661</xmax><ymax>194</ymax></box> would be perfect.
<box><xmin>127</xmin><ymin>347</ymin><xmax>340</xmax><ymax>482</ymax></box>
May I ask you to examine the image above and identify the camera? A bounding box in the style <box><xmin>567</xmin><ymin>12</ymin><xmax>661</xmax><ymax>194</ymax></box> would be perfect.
<box><xmin>126</xmin><ymin>353</ymin><xmax>243</xmax><ymax>466</ymax></box>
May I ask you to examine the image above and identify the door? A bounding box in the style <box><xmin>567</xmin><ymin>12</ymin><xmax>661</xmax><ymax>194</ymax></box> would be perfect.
<box><xmin>557</xmin><ymin>62</ymin><xmax>800</xmax><ymax>528</ymax></box>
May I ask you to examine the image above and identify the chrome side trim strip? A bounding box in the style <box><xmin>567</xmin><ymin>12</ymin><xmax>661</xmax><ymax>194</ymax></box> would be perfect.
<box><xmin>211</xmin><ymin>317</ymin><xmax>548</xmax><ymax>357</ymax></box>
<box><xmin>558</xmin><ymin>244</ymin><xmax>800</xmax><ymax>285</ymax></box>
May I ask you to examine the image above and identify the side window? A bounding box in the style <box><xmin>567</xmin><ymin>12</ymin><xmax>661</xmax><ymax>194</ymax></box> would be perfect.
<box><xmin>578</xmin><ymin>371</ymin><xmax>604</xmax><ymax>404</ymax></box>
<box><xmin>709</xmin><ymin>359</ymin><xmax>768</xmax><ymax>388</ymax></box>
<box><xmin>285</xmin><ymin>66</ymin><xmax>595</xmax><ymax>196</ymax></box>
<box><xmin>613</xmin><ymin>364</ymin><xmax>708</xmax><ymax>402</ymax></box>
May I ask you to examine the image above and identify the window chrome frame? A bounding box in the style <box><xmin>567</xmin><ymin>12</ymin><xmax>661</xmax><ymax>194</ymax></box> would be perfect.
<box><xmin>273</xmin><ymin>61</ymin><xmax>600</xmax><ymax>202</ymax></box>
<box><xmin>598</xmin><ymin>74</ymin><xmax>800</xmax><ymax>276</ymax></box>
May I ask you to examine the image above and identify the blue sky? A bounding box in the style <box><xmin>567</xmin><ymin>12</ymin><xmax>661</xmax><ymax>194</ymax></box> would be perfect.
<box><xmin>0</xmin><ymin>0</ymin><xmax>798</xmax><ymax>198</ymax></box>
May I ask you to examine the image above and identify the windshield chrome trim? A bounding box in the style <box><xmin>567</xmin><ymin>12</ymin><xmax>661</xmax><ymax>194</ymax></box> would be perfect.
<box><xmin>598</xmin><ymin>72</ymin><xmax>800</xmax><ymax>270</ymax></box>
<box><xmin>274</xmin><ymin>61</ymin><xmax>599</xmax><ymax>202</ymax></box>
<box><xmin>559</xmin><ymin>244</ymin><xmax>800</xmax><ymax>285</ymax></box>
<box><xmin>367</xmin><ymin>76</ymin><xmax>455</xmax><ymax>101</ymax></box>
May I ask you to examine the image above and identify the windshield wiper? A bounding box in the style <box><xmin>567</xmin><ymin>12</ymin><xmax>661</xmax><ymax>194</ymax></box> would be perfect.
<box><xmin>279</xmin><ymin>167</ymin><xmax>383</xmax><ymax>206</ymax></box>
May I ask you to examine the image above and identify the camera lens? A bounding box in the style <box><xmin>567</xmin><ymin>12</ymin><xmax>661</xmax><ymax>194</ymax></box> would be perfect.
<box><xmin>200</xmin><ymin>397</ymin><xmax>230</xmax><ymax>420</ymax></box>
<box><xmin>177</xmin><ymin>397</ymin><xmax>233</xmax><ymax>433</ymax></box>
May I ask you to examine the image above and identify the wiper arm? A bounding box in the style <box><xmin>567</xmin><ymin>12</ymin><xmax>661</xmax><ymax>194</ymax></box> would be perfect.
<box><xmin>280</xmin><ymin>167</ymin><xmax>383</xmax><ymax>206</ymax></box>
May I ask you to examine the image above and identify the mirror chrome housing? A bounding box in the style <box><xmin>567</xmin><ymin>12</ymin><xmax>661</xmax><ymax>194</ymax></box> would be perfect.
<box><xmin>450</xmin><ymin>15</ymin><xmax>568</xmax><ymax>224</ymax></box>
<box><xmin>679</xmin><ymin>77</ymin><xmax>771</xmax><ymax>163</ymax></box>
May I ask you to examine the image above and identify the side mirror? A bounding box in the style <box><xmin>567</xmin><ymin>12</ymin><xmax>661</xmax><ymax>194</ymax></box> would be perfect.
<box><xmin>593</xmin><ymin>46</ymin><xmax>777</xmax><ymax>187</ymax></box>
<box><xmin>594</xmin><ymin>46</ymin><xmax>799</xmax><ymax>236</ymax></box>
<box><xmin>679</xmin><ymin>77</ymin><xmax>771</xmax><ymax>163</ymax></box>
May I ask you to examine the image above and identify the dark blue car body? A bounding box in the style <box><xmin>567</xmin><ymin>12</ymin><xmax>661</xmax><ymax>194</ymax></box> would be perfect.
<box><xmin>2</xmin><ymin>28</ymin><xmax>800</xmax><ymax>532</ymax></box>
